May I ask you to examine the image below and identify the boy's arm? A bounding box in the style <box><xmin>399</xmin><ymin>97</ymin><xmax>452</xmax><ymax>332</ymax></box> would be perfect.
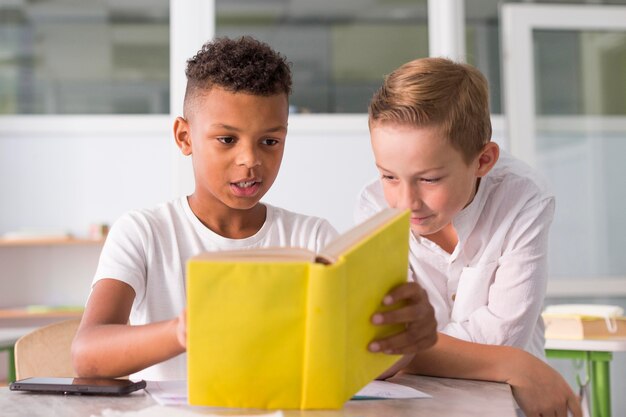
<box><xmin>71</xmin><ymin>279</ymin><xmax>185</xmax><ymax>378</ymax></box>
<box><xmin>371</xmin><ymin>283</ymin><xmax>581</xmax><ymax>417</ymax></box>
<box><xmin>402</xmin><ymin>333</ymin><xmax>582</xmax><ymax>417</ymax></box>
<box><xmin>442</xmin><ymin>198</ymin><xmax>554</xmax><ymax>348</ymax></box>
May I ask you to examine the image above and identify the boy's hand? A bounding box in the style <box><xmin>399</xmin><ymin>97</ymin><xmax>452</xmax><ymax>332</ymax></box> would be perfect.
<box><xmin>175</xmin><ymin>308</ymin><xmax>187</xmax><ymax>349</ymax></box>
<box><xmin>368</xmin><ymin>282</ymin><xmax>437</xmax><ymax>354</ymax></box>
<box><xmin>506</xmin><ymin>351</ymin><xmax>582</xmax><ymax>417</ymax></box>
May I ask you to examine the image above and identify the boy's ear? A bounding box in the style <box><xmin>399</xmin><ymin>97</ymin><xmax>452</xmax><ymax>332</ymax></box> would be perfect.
<box><xmin>475</xmin><ymin>142</ymin><xmax>499</xmax><ymax>177</ymax></box>
<box><xmin>174</xmin><ymin>117</ymin><xmax>192</xmax><ymax>156</ymax></box>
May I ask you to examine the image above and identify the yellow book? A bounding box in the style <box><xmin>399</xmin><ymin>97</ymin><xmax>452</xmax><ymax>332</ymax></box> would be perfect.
<box><xmin>187</xmin><ymin>208</ymin><xmax>410</xmax><ymax>409</ymax></box>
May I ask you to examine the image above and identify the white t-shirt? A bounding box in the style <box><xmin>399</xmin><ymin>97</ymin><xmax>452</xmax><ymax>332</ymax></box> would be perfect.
<box><xmin>92</xmin><ymin>197</ymin><xmax>339</xmax><ymax>380</ymax></box>
<box><xmin>355</xmin><ymin>151</ymin><xmax>554</xmax><ymax>359</ymax></box>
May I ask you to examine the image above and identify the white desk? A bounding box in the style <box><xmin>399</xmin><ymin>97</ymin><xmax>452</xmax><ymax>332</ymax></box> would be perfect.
<box><xmin>545</xmin><ymin>338</ymin><xmax>626</xmax><ymax>417</ymax></box>
<box><xmin>0</xmin><ymin>374</ymin><xmax>517</xmax><ymax>417</ymax></box>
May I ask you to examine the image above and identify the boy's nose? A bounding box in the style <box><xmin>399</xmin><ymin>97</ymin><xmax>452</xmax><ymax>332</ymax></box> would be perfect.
<box><xmin>236</xmin><ymin>146</ymin><xmax>261</xmax><ymax>168</ymax></box>
<box><xmin>398</xmin><ymin>183</ymin><xmax>422</xmax><ymax>211</ymax></box>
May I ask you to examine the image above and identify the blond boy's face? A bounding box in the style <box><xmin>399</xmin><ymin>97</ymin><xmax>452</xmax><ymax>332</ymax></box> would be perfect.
<box><xmin>178</xmin><ymin>87</ymin><xmax>288</xmax><ymax>212</ymax></box>
<box><xmin>370</xmin><ymin>122</ymin><xmax>481</xmax><ymax>238</ymax></box>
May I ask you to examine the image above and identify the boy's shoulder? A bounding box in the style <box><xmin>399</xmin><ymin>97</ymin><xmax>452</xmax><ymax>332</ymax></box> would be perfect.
<box><xmin>116</xmin><ymin>198</ymin><xmax>335</xmax><ymax>235</ymax></box>
<box><xmin>109</xmin><ymin>197</ymin><xmax>189</xmax><ymax>240</ymax></box>
<box><xmin>117</xmin><ymin>197</ymin><xmax>187</xmax><ymax>225</ymax></box>
<box><xmin>265</xmin><ymin>203</ymin><xmax>336</xmax><ymax>232</ymax></box>
<box><xmin>485</xmin><ymin>150</ymin><xmax>553</xmax><ymax>205</ymax></box>
<box><xmin>261</xmin><ymin>203</ymin><xmax>339</xmax><ymax>250</ymax></box>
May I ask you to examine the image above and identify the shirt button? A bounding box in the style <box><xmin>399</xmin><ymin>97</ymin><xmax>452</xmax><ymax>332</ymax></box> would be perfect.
<box><xmin>451</xmin><ymin>293</ymin><xmax>456</xmax><ymax>301</ymax></box>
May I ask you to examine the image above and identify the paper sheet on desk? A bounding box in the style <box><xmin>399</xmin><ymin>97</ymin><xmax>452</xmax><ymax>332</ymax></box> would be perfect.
<box><xmin>352</xmin><ymin>380</ymin><xmax>431</xmax><ymax>399</ymax></box>
<box><xmin>145</xmin><ymin>380</ymin><xmax>188</xmax><ymax>406</ymax></box>
<box><xmin>145</xmin><ymin>380</ymin><xmax>430</xmax><ymax>407</ymax></box>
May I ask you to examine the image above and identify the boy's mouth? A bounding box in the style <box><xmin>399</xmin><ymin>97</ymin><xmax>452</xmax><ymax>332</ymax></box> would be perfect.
<box><xmin>410</xmin><ymin>215</ymin><xmax>433</xmax><ymax>225</ymax></box>
<box><xmin>230</xmin><ymin>179</ymin><xmax>262</xmax><ymax>197</ymax></box>
<box><xmin>234</xmin><ymin>180</ymin><xmax>257</xmax><ymax>188</ymax></box>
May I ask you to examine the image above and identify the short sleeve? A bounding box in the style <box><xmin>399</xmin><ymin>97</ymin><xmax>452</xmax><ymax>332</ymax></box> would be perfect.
<box><xmin>92</xmin><ymin>212</ymin><xmax>150</xmax><ymax>304</ymax></box>
<box><xmin>315</xmin><ymin>218</ymin><xmax>340</xmax><ymax>252</ymax></box>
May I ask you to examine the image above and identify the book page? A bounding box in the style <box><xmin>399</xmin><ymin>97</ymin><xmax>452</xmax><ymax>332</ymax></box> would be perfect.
<box><xmin>353</xmin><ymin>380</ymin><xmax>431</xmax><ymax>399</ymax></box>
<box><xmin>320</xmin><ymin>208</ymin><xmax>404</xmax><ymax>262</ymax></box>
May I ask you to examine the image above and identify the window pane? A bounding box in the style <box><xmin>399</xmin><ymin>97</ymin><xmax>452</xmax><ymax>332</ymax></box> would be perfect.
<box><xmin>215</xmin><ymin>0</ymin><xmax>428</xmax><ymax>113</ymax></box>
<box><xmin>466</xmin><ymin>1</ymin><xmax>502</xmax><ymax>114</ymax></box>
<box><xmin>465</xmin><ymin>0</ymin><xmax>626</xmax><ymax>115</ymax></box>
<box><xmin>537</xmin><ymin>125</ymin><xmax>626</xmax><ymax>277</ymax></box>
<box><xmin>534</xmin><ymin>30</ymin><xmax>626</xmax><ymax>115</ymax></box>
<box><xmin>531</xmin><ymin>28</ymin><xmax>626</xmax><ymax>278</ymax></box>
<box><xmin>0</xmin><ymin>0</ymin><xmax>169</xmax><ymax>115</ymax></box>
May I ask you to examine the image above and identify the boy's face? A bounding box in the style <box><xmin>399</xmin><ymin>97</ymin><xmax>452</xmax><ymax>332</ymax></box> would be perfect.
<box><xmin>370</xmin><ymin>122</ymin><xmax>490</xmax><ymax>238</ymax></box>
<box><xmin>175</xmin><ymin>87</ymin><xmax>288</xmax><ymax>212</ymax></box>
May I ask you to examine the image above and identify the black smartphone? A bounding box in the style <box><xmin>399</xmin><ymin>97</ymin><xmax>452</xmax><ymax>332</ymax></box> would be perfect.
<box><xmin>9</xmin><ymin>377</ymin><xmax>146</xmax><ymax>395</ymax></box>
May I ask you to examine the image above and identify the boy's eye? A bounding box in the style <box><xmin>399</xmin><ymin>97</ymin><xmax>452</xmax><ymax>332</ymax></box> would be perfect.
<box><xmin>421</xmin><ymin>177</ymin><xmax>441</xmax><ymax>184</ymax></box>
<box><xmin>261</xmin><ymin>138</ymin><xmax>279</xmax><ymax>146</ymax></box>
<box><xmin>381</xmin><ymin>174</ymin><xmax>397</xmax><ymax>181</ymax></box>
<box><xmin>217</xmin><ymin>136</ymin><xmax>235</xmax><ymax>144</ymax></box>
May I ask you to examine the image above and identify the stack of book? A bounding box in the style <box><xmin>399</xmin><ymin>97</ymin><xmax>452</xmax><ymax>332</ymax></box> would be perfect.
<box><xmin>542</xmin><ymin>304</ymin><xmax>626</xmax><ymax>340</ymax></box>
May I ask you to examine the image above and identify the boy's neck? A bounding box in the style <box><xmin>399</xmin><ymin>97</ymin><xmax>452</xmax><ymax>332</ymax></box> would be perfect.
<box><xmin>187</xmin><ymin>195</ymin><xmax>267</xmax><ymax>239</ymax></box>
<box><xmin>423</xmin><ymin>178</ymin><xmax>480</xmax><ymax>254</ymax></box>
<box><xmin>422</xmin><ymin>223</ymin><xmax>458</xmax><ymax>254</ymax></box>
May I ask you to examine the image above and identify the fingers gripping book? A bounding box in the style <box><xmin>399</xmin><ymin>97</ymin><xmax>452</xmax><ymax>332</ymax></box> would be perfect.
<box><xmin>186</xmin><ymin>208</ymin><xmax>410</xmax><ymax>409</ymax></box>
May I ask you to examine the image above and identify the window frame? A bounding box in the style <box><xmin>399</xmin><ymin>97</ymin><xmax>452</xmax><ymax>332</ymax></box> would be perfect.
<box><xmin>501</xmin><ymin>3</ymin><xmax>626</xmax><ymax>296</ymax></box>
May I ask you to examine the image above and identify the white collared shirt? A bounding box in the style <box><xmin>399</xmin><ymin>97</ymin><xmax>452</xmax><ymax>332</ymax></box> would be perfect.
<box><xmin>355</xmin><ymin>151</ymin><xmax>554</xmax><ymax>359</ymax></box>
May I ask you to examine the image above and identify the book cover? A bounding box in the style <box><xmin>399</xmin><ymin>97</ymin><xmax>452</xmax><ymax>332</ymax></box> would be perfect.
<box><xmin>186</xmin><ymin>208</ymin><xmax>410</xmax><ymax>409</ymax></box>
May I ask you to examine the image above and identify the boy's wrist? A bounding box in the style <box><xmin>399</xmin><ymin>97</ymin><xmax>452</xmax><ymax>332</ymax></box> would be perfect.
<box><xmin>496</xmin><ymin>345</ymin><xmax>525</xmax><ymax>384</ymax></box>
<box><xmin>173</xmin><ymin>315</ymin><xmax>187</xmax><ymax>351</ymax></box>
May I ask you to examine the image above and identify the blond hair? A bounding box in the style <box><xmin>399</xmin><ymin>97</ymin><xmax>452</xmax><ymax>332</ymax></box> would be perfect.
<box><xmin>369</xmin><ymin>57</ymin><xmax>492</xmax><ymax>163</ymax></box>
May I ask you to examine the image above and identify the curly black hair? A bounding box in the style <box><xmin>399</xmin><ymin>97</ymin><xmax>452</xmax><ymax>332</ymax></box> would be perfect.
<box><xmin>183</xmin><ymin>36</ymin><xmax>292</xmax><ymax>113</ymax></box>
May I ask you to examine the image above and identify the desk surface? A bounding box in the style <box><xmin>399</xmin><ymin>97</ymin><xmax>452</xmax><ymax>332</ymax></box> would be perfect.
<box><xmin>0</xmin><ymin>374</ymin><xmax>516</xmax><ymax>417</ymax></box>
<box><xmin>545</xmin><ymin>338</ymin><xmax>626</xmax><ymax>352</ymax></box>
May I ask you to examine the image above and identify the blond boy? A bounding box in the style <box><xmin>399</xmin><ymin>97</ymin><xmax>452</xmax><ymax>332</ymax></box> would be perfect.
<box><xmin>359</xmin><ymin>57</ymin><xmax>551</xmax><ymax>357</ymax></box>
<box><xmin>359</xmin><ymin>57</ymin><xmax>580</xmax><ymax>417</ymax></box>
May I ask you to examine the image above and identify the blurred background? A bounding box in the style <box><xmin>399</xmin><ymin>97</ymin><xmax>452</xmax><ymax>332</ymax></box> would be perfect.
<box><xmin>1</xmin><ymin>0</ymin><xmax>625</xmax><ymax>413</ymax></box>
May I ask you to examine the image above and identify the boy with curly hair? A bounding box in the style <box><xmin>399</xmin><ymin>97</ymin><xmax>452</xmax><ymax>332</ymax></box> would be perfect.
<box><xmin>71</xmin><ymin>36</ymin><xmax>436</xmax><ymax>380</ymax></box>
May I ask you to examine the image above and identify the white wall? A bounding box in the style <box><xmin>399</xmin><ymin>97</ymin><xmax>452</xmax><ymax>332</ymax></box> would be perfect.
<box><xmin>0</xmin><ymin>116</ymin><xmax>375</xmax><ymax>310</ymax></box>
<box><xmin>0</xmin><ymin>244</ymin><xmax>103</xmax><ymax>308</ymax></box>
<box><xmin>265</xmin><ymin>131</ymin><xmax>377</xmax><ymax>232</ymax></box>
<box><xmin>0</xmin><ymin>116</ymin><xmax>506</xmax><ymax>310</ymax></box>
<box><xmin>0</xmin><ymin>116</ymin><xmax>508</xmax><ymax>236</ymax></box>
<box><xmin>0</xmin><ymin>131</ymin><xmax>174</xmax><ymax>237</ymax></box>
<box><xmin>0</xmin><ymin>116</ymin><xmax>375</xmax><ymax>237</ymax></box>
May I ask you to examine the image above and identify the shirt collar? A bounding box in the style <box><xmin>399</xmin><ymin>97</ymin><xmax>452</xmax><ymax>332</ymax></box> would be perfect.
<box><xmin>452</xmin><ymin>176</ymin><xmax>489</xmax><ymax>247</ymax></box>
<box><xmin>411</xmin><ymin>176</ymin><xmax>490</xmax><ymax>258</ymax></box>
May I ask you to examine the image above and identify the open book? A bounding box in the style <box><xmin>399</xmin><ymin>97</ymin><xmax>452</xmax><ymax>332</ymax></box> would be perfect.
<box><xmin>187</xmin><ymin>208</ymin><xmax>410</xmax><ymax>409</ymax></box>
